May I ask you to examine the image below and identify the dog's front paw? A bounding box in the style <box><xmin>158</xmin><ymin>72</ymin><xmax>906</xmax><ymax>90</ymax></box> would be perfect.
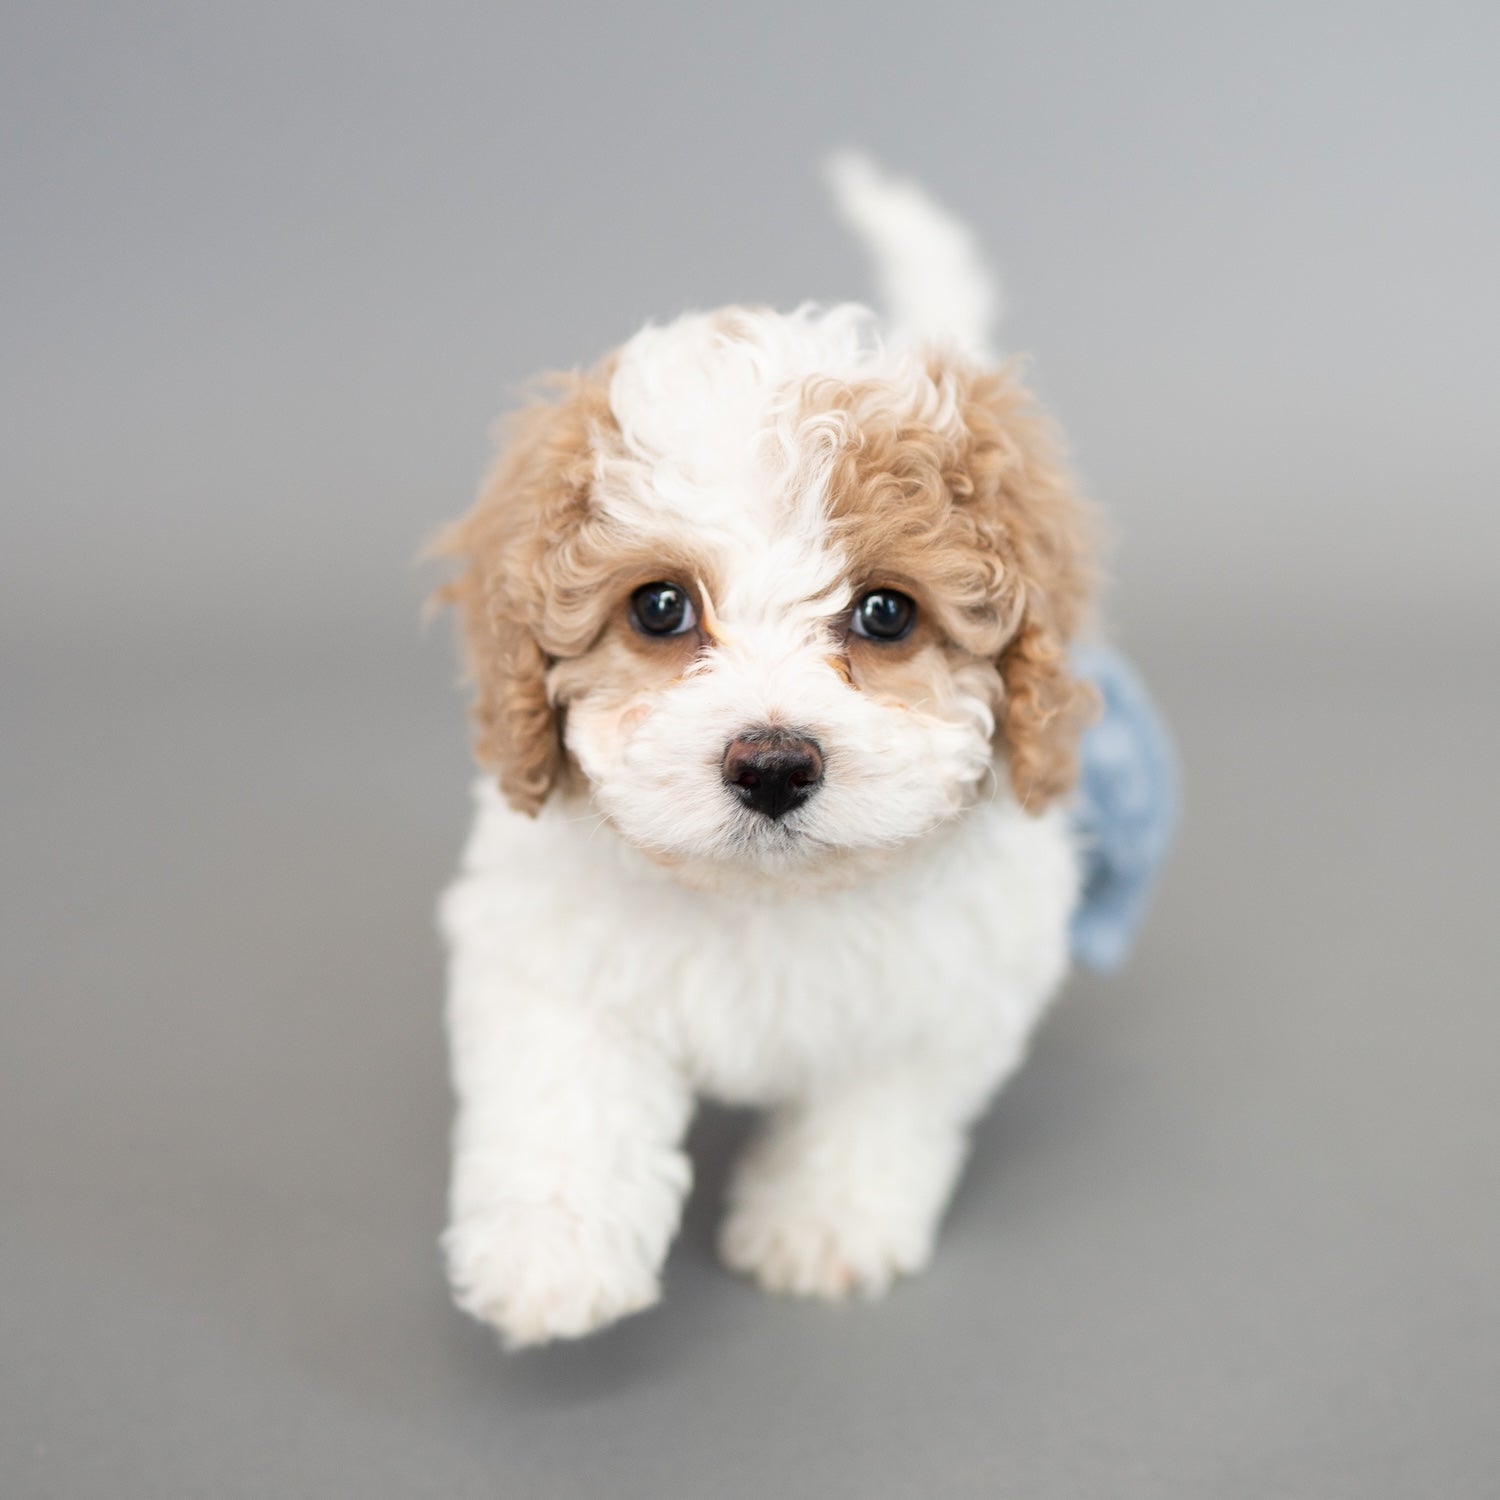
<box><xmin>444</xmin><ymin>1200</ymin><xmax>661</xmax><ymax>1348</ymax></box>
<box><xmin>719</xmin><ymin>1181</ymin><xmax>934</xmax><ymax>1302</ymax></box>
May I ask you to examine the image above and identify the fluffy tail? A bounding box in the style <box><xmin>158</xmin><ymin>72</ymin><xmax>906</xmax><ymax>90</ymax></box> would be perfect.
<box><xmin>825</xmin><ymin>151</ymin><xmax>999</xmax><ymax>361</ymax></box>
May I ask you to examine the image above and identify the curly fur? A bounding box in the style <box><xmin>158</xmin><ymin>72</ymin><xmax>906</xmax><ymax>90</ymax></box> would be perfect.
<box><xmin>429</xmin><ymin>371</ymin><xmax>619</xmax><ymax>812</ymax></box>
<box><xmin>431</xmin><ymin>156</ymin><xmax>1100</xmax><ymax>1347</ymax></box>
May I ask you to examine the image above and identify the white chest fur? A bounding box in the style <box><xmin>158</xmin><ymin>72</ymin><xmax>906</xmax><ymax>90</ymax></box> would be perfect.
<box><xmin>440</xmin><ymin>782</ymin><xmax>1080</xmax><ymax>1344</ymax></box>
<box><xmin>442</xmin><ymin>782</ymin><xmax>1078</xmax><ymax>1106</ymax></box>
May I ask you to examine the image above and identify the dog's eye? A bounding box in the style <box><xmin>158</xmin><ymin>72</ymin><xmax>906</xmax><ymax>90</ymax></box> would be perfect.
<box><xmin>630</xmin><ymin>582</ymin><xmax>698</xmax><ymax>637</ymax></box>
<box><xmin>850</xmin><ymin>589</ymin><xmax>917</xmax><ymax>642</ymax></box>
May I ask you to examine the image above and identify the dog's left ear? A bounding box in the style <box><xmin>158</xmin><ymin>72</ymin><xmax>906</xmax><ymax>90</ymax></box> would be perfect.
<box><xmin>960</xmin><ymin>367</ymin><xmax>1099</xmax><ymax>810</ymax></box>
<box><xmin>427</xmin><ymin>371</ymin><xmax>613</xmax><ymax>815</ymax></box>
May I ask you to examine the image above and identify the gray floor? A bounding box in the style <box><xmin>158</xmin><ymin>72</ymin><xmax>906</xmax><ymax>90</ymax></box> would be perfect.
<box><xmin>4</xmin><ymin>616</ymin><xmax>1497</xmax><ymax>1499</ymax></box>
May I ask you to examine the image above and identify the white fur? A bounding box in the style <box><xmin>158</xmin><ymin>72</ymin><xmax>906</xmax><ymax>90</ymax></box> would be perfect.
<box><xmin>826</xmin><ymin>150</ymin><xmax>1000</xmax><ymax>361</ymax></box>
<box><xmin>443</xmin><ymin>787</ymin><xmax>1076</xmax><ymax>1340</ymax></box>
<box><xmin>440</xmin><ymin>160</ymin><xmax>1078</xmax><ymax>1347</ymax></box>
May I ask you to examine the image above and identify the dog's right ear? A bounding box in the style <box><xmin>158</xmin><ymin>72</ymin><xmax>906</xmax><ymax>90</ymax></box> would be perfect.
<box><xmin>427</xmin><ymin>372</ymin><xmax>613</xmax><ymax>816</ymax></box>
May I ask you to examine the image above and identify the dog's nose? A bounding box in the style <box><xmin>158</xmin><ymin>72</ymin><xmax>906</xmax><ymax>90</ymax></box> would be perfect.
<box><xmin>722</xmin><ymin>731</ymin><xmax>824</xmax><ymax>820</ymax></box>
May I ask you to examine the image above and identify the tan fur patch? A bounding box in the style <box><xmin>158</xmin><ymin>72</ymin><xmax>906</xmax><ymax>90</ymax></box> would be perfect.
<box><xmin>428</xmin><ymin>362</ymin><xmax>722</xmax><ymax>817</ymax></box>
<box><xmin>427</xmin><ymin>365</ymin><xmax>621</xmax><ymax>813</ymax></box>
<box><xmin>816</xmin><ymin>358</ymin><xmax>1097</xmax><ymax>808</ymax></box>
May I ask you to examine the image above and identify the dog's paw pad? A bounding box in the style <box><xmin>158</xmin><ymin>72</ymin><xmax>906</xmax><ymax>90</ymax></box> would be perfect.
<box><xmin>445</xmin><ymin>1201</ymin><xmax>659</xmax><ymax>1348</ymax></box>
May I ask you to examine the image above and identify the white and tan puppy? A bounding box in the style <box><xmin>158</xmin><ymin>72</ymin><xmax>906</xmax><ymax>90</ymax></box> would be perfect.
<box><xmin>432</xmin><ymin>156</ymin><xmax>1096</xmax><ymax>1348</ymax></box>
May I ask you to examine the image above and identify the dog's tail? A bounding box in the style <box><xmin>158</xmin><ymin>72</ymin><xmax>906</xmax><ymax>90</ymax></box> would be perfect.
<box><xmin>825</xmin><ymin>151</ymin><xmax>999</xmax><ymax>361</ymax></box>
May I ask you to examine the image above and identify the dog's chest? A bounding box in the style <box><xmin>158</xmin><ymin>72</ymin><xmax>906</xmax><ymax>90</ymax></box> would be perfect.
<box><xmin>454</xmin><ymin>788</ymin><xmax>1078</xmax><ymax>1106</ymax></box>
<box><xmin>657</xmin><ymin>837</ymin><xmax>1073</xmax><ymax>1103</ymax></box>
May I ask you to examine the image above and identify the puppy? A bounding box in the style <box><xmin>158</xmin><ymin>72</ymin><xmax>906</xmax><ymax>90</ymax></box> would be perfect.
<box><xmin>432</xmin><ymin>156</ymin><xmax>1097</xmax><ymax>1348</ymax></box>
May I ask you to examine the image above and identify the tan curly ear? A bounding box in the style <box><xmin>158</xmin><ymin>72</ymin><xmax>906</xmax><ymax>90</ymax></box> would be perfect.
<box><xmin>960</xmin><ymin>366</ymin><xmax>1098</xmax><ymax>810</ymax></box>
<box><xmin>998</xmin><ymin>603</ymin><xmax>1096</xmax><ymax>808</ymax></box>
<box><xmin>428</xmin><ymin>371</ymin><xmax>614</xmax><ymax>815</ymax></box>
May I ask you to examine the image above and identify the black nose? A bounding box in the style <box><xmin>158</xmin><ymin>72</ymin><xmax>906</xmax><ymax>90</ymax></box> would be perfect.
<box><xmin>722</xmin><ymin>730</ymin><xmax>824</xmax><ymax>820</ymax></box>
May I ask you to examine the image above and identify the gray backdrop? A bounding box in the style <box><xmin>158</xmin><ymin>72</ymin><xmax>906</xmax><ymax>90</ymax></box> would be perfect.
<box><xmin>4</xmin><ymin>4</ymin><xmax>1498</xmax><ymax>1497</ymax></box>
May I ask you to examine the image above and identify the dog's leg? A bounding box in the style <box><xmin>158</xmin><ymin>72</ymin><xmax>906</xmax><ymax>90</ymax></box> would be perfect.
<box><xmin>443</xmin><ymin>993</ymin><xmax>692</xmax><ymax>1348</ymax></box>
<box><xmin>719</xmin><ymin>1048</ymin><xmax>1018</xmax><ymax>1300</ymax></box>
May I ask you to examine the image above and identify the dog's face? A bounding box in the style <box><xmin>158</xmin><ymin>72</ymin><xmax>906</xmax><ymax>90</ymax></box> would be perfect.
<box><xmin>436</xmin><ymin>306</ymin><xmax>1093</xmax><ymax>884</ymax></box>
